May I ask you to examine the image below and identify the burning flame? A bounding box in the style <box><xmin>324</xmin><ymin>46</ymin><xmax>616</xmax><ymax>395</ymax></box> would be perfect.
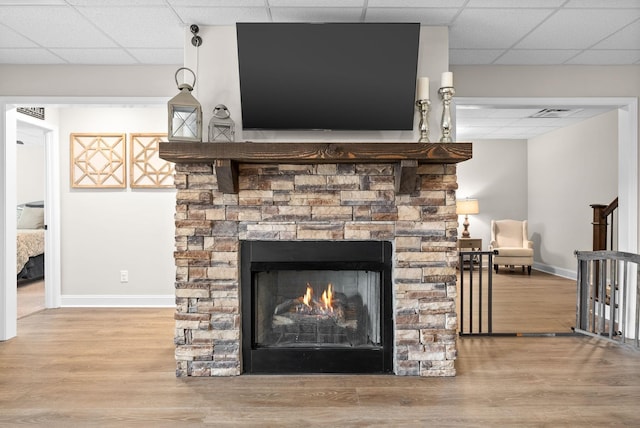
<box><xmin>302</xmin><ymin>284</ymin><xmax>313</xmax><ymax>307</ymax></box>
<box><xmin>321</xmin><ymin>283</ymin><xmax>334</xmax><ymax>312</ymax></box>
<box><xmin>299</xmin><ymin>283</ymin><xmax>334</xmax><ymax>313</ymax></box>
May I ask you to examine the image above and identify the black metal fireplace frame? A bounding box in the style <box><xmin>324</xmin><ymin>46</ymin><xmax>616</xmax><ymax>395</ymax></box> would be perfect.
<box><xmin>241</xmin><ymin>240</ymin><xmax>393</xmax><ymax>374</ymax></box>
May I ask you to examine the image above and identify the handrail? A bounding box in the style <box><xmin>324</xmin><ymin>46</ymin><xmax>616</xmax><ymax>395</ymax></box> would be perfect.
<box><xmin>602</xmin><ymin>197</ymin><xmax>618</xmax><ymax>218</ymax></box>
<box><xmin>574</xmin><ymin>250</ymin><xmax>640</xmax><ymax>350</ymax></box>
<box><xmin>591</xmin><ymin>197</ymin><xmax>618</xmax><ymax>252</ymax></box>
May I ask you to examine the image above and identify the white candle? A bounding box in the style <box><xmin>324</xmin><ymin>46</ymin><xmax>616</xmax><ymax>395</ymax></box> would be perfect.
<box><xmin>441</xmin><ymin>71</ymin><xmax>453</xmax><ymax>88</ymax></box>
<box><xmin>417</xmin><ymin>77</ymin><xmax>429</xmax><ymax>100</ymax></box>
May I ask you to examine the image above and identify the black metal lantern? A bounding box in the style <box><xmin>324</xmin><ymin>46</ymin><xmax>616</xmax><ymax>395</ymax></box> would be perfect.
<box><xmin>167</xmin><ymin>67</ymin><xmax>202</xmax><ymax>142</ymax></box>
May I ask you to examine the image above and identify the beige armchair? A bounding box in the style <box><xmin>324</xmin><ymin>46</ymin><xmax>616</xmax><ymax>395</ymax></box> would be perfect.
<box><xmin>489</xmin><ymin>219</ymin><xmax>534</xmax><ymax>275</ymax></box>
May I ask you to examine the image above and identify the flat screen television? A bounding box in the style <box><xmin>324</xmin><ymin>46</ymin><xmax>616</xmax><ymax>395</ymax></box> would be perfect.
<box><xmin>236</xmin><ymin>23</ymin><xmax>420</xmax><ymax>131</ymax></box>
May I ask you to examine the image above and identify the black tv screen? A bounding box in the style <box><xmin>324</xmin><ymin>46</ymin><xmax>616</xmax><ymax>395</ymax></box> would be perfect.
<box><xmin>236</xmin><ymin>23</ymin><xmax>420</xmax><ymax>131</ymax></box>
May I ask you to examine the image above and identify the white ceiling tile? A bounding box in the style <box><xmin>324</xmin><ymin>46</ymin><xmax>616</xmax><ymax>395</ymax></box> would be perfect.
<box><xmin>0</xmin><ymin>6</ymin><xmax>117</xmax><ymax>48</ymax></box>
<box><xmin>0</xmin><ymin>25</ymin><xmax>39</xmax><ymax>48</ymax></box>
<box><xmin>593</xmin><ymin>20</ymin><xmax>640</xmax><ymax>50</ymax></box>
<box><xmin>0</xmin><ymin>48</ymin><xmax>66</xmax><ymax>64</ymax></box>
<box><xmin>495</xmin><ymin>49</ymin><xmax>581</xmax><ymax>65</ymax></box>
<box><xmin>449</xmin><ymin>49</ymin><xmax>505</xmax><ymax>65</ymax></box>
<box><xmin>169</xmin><ymin>0</ymin><xmax>263</xmax><ymax>5</ymax></box>
<box><xmin>0</xmin><ymin>0</ymin><xmax>65</xmax><ymax>3</ymax></box>
<box><xmin>50</xmin><ymin>48</ymin><xmax>137</xmax><ymax>64</ymax></box>
<box><xmin>365</xmin><ymin>8</ymin><xmax>459</xmax><ymax>25</ymax></box>
<box><xmin>67</xmin><ymin>0</ymin><xmax>167</xmax><ymax>5</ymax></box>
<box><xmin>449</xmin><ymin>9</ymin><xmax>555</xmax><ymax>49</ymax></box>
<box><xmin>565</xmin><ymin>49</ymin><xmax>640</xmax><ymax>65</ymax></box>
<box><xmin>174</xmin><ymin>7</ymin><xmax>269</xmax><ymax>25</ymax></box>
<box><xmin>270</xmin><ymin>8</ymin><xmax>363</xmax><ymax>22</ymax></box>
<box><xmin>78</xmin><ymin>6</ymin><xmax>184</xmax><ymax>48</ymax></box>
<box><xmin>516</xmin><ymin>9</ymin><xmax>640</xmax><ymax>49</ymax></box>
<box><xmin>466</xmin><ymin>0</ymin><xmax>565</xmax><ymax>7</ymax></box>
<box><xmin>270</xmin><ymin>0</ymin><xmax>363</xmax><ymax>6</ymax></box>
<box><xmin>369</xmin><ymin>0</ymin><xmax>466</xmax><ymax>6</ymax></box>
<box><xmin>128</xmin><ymin>48</ymin><xmax>183</xmax><ymax>64</ymax></box>
<box><xmin>564</xmin><ymin>0</ymin><xmax>640</xmax><ymax>8</ymax></box>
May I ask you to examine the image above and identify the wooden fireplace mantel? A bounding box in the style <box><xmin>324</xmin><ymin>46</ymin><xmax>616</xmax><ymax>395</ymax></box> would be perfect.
<box><xmin>159</xmin><ymin>141</ymin><xmax>472</xmax><ymax>194</ymax></box>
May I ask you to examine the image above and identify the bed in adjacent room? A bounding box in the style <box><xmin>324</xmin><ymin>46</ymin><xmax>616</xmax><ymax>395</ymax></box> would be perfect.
<box><xmin>16</xmin><ymin>201</ymin><xmax>45</xmax><ymax>282</ymax></box>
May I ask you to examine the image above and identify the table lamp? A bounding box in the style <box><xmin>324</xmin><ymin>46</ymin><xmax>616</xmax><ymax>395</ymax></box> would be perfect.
<box><xmin>456</xmin><ymin>198</ymin><xmax>479</xmax><ymax>238</ymax></box>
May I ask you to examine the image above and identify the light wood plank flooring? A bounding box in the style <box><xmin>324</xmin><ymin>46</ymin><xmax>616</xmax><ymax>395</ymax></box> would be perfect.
<box><xmin>458</xmin><ymin>268</ymin><xmax>576</xmax><ymax>334</ymax></box>
<box><xmin>17</xmin><ymin>280</ymin><xmax>45</xmax><ymax>319</ymax></box>
<box><xmin>2</xmin><ymin>304</ymin><xmax>640</xmax><ymax>425</ymax></box>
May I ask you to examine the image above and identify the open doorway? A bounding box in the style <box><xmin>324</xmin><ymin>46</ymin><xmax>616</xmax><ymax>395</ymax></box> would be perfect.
<box><xmin>1</xmin><ymin>97</ymin><xmax>170</xmax><ymax>341</ymax></box>
<box><xmin>454</xmin><ymin>97</ymin><xmax>638</xmax><ymax>335</ymax></box>
<box><xmin>16</xmin><ymin>119</ymin><xmax>47</xmax><ymax>318</ymax></box>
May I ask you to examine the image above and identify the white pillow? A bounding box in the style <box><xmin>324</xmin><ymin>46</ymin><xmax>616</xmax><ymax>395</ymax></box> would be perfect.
<box><xmin>17</xmin><ymin>206</ymin><xmax>44</xmax><ymax>229</ymax></box>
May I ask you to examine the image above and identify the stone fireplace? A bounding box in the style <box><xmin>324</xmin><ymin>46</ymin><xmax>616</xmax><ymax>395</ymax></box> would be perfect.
<box><xmin>160</xmin><ymin>142</ymin><xmax>471</xmax><ymax>377</ymax></box>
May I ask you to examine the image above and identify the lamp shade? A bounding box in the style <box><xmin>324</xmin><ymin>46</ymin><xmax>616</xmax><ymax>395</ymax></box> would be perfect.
<box><xmin>456</xmin><ymin>199</ymin><xmax>479</xmax><ymax>215</ymax></box>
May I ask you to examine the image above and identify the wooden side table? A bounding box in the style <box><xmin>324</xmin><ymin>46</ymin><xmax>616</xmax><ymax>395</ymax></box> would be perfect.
<box><xmin>458</xmin><ymin>238</ymin><xmax>482</xmax><ymax>269</ymax></box>
<box><xmin>458</xmin><ymin>238</ymin><xmax>482</xmax><ymax>252</ymax></box>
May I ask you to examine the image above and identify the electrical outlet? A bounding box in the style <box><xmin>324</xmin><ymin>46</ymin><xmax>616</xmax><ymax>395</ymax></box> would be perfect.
<box><xmin>120</xmin><ymin>270</ymin><xmax>129</xmax><ymax>283</ymax></box>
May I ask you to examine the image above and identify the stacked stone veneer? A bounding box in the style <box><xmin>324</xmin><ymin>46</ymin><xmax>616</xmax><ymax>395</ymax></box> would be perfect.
<box><xmin>173</xmin><ymin>161</ymin><xmax>459</xmax><ymax>377</ymax></box>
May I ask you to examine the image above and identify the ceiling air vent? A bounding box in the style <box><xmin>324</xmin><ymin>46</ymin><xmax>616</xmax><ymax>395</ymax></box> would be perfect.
<box><xmin>529</xmin><ymin>108</ymin><xmax>579</xmax><ymax>118</ymax></box>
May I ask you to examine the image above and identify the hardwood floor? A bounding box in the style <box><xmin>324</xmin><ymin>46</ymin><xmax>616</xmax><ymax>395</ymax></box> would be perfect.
<box><xmin>17</xmin><ymin>279</ymin><xmax>45</xmax><ymax>319</ymax></box>
<box><xmin>1</xmin><ymin>276</ymin><xmax>639</xmax><ymax>426</ymax></box>
<box><xmin>458</xmin><ymin>268</ymin><xmax>576</xmax><ymax>335</ymax></box>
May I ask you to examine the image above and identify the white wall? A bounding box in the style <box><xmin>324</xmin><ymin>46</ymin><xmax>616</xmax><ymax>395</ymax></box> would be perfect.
<box><xmin>16</xmin><ymin>137</ymin><xmax>45</xmax><ymax>205</ymax></box>
<box><xmin>528</xmin><ymin>110</ymin><xmax>618</xmax><ymax>276</ymax></box>
<box><xmin>58</xmin><ymin>107</ymin><xmax>175</xmax><ymax>302</ymax></box>
<box><xmin>456</xmin><ymin>139</ymin><xmax>528</xmax><ymax>250</ymax></box>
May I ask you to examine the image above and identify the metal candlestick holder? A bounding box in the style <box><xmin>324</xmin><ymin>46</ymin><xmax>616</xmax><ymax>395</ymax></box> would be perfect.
<box><xmin>416</xmin><ymin>99</ymin><xmax>431</xmax><ymax>142</ymax></box>
<box><xmin>438</xmin><ymin>86</ymin><xmax>455</xmax><ymax>143</ymax></box>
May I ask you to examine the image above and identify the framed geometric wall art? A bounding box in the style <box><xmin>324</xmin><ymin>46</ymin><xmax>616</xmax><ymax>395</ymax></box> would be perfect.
<box><xmin>70</xmin><ymin>133</ymin><xmax>127</xmax><ymax>188</ymax></box>
<box><xmin>129</xmin><ymin>133</ymin><xmax>174</xmax><ymax>188</ymax></box>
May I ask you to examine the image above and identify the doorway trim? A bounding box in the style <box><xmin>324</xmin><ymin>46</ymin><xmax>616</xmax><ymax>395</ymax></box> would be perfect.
<box><xmin>1</xmin><ymin>96</ymin><xmax>167</xmax><ymax>341</ymax></box>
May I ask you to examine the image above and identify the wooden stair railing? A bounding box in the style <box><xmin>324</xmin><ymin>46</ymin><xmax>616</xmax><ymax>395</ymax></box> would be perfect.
<box><xmin>590</xmin><ymin>197</ymin><xmax>618</xmax><ymax>302</ymax></box>
<box><xmin>591</xmin><ymin>197</ymin><xmax>618</xmax><ymax>251</ymax></box>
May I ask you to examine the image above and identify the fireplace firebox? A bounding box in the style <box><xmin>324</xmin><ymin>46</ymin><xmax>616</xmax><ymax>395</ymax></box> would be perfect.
<box><xmin>241</xmin><ymin>241</ymin><xmax>393</xmax><ymax>374</ymax></box>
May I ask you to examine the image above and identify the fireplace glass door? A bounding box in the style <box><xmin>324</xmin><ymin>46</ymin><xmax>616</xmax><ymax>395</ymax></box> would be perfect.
<box><xmin>241</xmin><ymin>240</ymin><xmax>393</xmax><ymax>374</ymax></box>
<box><xmin>255</xmin><ymin>269</ymin><xmax>381</xmax><ymax>348</ymax></box>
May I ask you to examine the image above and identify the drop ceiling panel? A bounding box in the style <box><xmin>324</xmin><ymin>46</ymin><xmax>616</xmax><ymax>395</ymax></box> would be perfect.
<box><xmin>515</xmin><ymin>9</ymin><xmax>640</xmax><ymax>49</ymax></box>
<box><xmin>270</xmin><ymin>8</ymin><xmax>363</xmax><ymax>22</ymax></box>
<box><xmin>0</xmin><ymin>6</ymin><xmax>117</xmax><ymax>48</ymax></box>
<box><xmin>466</xmin><ymin>0</ymin><xmax>566</xmax><ymax>7</ymax></box>
<box><xmin>593</xmin><ymin>20</ymin><xmax>640</xmax><ymax>50</ymax></box>
<box><xmin>78</xmin><ymin>6</ymin><xmax>184</xmax><ymax>48</ymax></box>
<box><xmin>269</xmin><ymin>0</ymin><xmax>363</xmax><ymax>6</ymax></box>
<box><xmin>0</xmin><ymin>25</ymin><xmax>38</xmax><ymax>48</ymax></box>
<box><xmin>369</xmin><ymin>0</ymin><xmax>466</xmax><ymax>7</ymax></box>
<box><xmin>169</xmin><ymin>0</ymin><xmax>263</xmax><ymax>5</ymax></box>
<box><xmin>449</xmin><ymin>9</ymin><xmax>555</xmax><ymax>49</ymax></box>
<box><xmin>365</xmin><ymin>8</ymin><xmax>459</xmax><ymax>24</ymax></box>
<box><xmin>565</xmin><ymin>0</ymin><xmax>640</xmax><ymax>8</ymax></box>
<box><xmin>68</xmin><ymin>0</ymin><xmax>168</xmax><ymax>5</ymax></box>
<box><xmin>494</xmin><ymin>49</ymin><xmax>582</xmax><ymax>65</ymax></box>
<box><xmin>174</xmin><ymin>6</ymin><xmax>269</xmax><ymax>24</ymax></box>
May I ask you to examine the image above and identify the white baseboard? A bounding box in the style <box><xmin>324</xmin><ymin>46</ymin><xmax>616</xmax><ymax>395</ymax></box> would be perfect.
<box><xmin>61</xmin><ymin>294</ymin><xmax>175</xmax><ymax>308</ymax></box>
<box><xmin>533</xmin><ymin>262</ymin><xmax>577</xmax><ymax>280</ymax></box>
